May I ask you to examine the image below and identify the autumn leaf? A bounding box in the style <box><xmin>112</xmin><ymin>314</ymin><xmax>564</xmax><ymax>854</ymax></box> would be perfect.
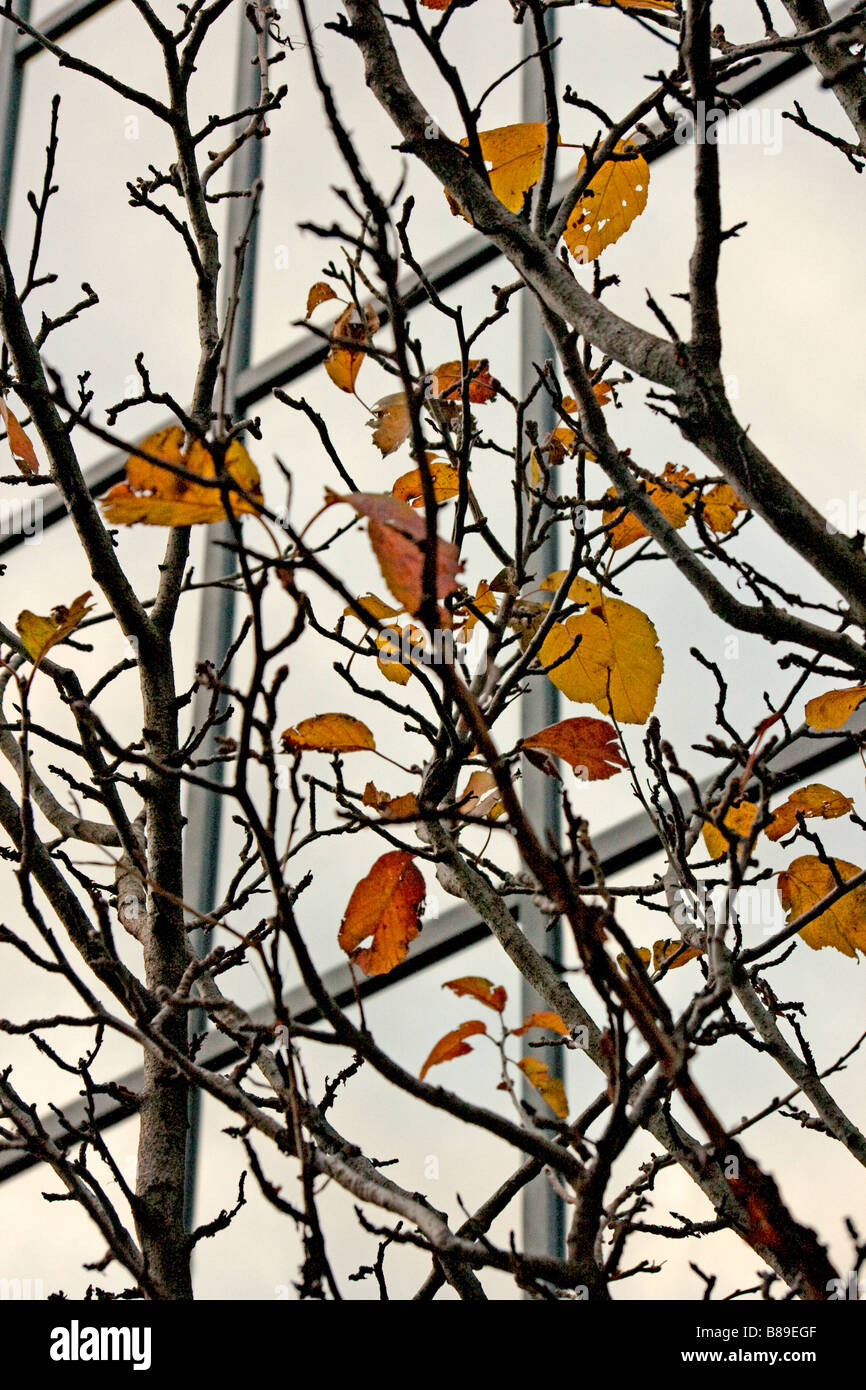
<box><xmin>391</xmin><ymin>458</ymin><xmax>460</xmax><ymax>509</ymax></box>
<box><xmin>511</xmin><ymin>1011</ymin><xmax>569</xmax><ymax>1037</ymax></box>
<box><xmin>376</xmin><ymin>629</ymin><xmax>412</xmax><ymax>686</ymax></box>
<box><xmin>603</xmin><ymin>465</ymin><xmax>696</xmax><ymax>552</ymax></box>
<box><xmin>698</xmin><ymin>482</ymin><xmax>749</xmax><ymax>535</ymax></box>
<box><xmin>804</xmin><ymin>686</ymin><xmax>866</xmax><ymax>732</ymax></box>
<box><xmin>16</xmin><ymin>591</ymin><xmax>94</xmax><ymax>668</ymax></box>
<box><xmin>766</xmin><ymin>784</ymin><xmax>854</xmax><ymax>842</ymax></box>
<box><xmin>281</xmin><ymin>713</ymin><xmax>375</xmax><ymax>754</ymax></box>
<box><xmin>362</xmin><ymin>782</ymin><xmax>419</xmax><ymax>820</ymax></box>
<box><xmin>367</xmin><ymin>392</ymin><xmax>412</xmax><ymax>457</ymax></box>
<box><xmin>444</xmin><ymin>976</ymin><xmax>507</xmax><ymax>1013</ymax></box>
<box><xmin>777</xmin><ymin>855</ymin><xmax>866</xmax><ymax>958</ymax></box>
<box><xmin>305</xmin><ymin>281</ymin><xmax>338</xmax><ymax>318</ymax></box>
<box><xmin>538</xmin><ymin>577</ymin><xmax>663</xmax><ymax>724</ymax></box>
<box><xmin>324</xmin><ymin>304</ymin><xmax>379</xmax><ymax>393</ymax></box>
<box><xmin>101</xmin><ymin>427</ymin><xmax>262</xmax><ymax>526</ymax></box>
<box><xmin>0</xmin><ymin>397</ymin><xmax>39</xmax><ymax>475</ymax></box>
<box><xmin>329</xmin><ymin>492</ymin><xmax>461</xmax><ymax>617</ymax></box>
<box><xmin>343</xmin><ymin>593</ymin><xmax>404</xmax><ymax>629</ymax></box>
<box><xmin>564</xmin><ymin>141</ymin><xmax>649</xmax><ymax>264</ymax></box>
<box><xmin>419</xmin><ymin>1020</ymin><xmax>487</xmax><ymax>1080</ymax></box>
<box><xmin>702</xmin><ymin>800</ymin><xmax>760</xmax><ymax>860</ymax></box>
<box><xmin>447</xmin><ymin>122</ymin><xmax>551</xmax><ymax>219</ymax></box>
<box><xmin>339</xmin><ymin>850</ymin><xmax>426</xmax><ymax>976</ymax></box>
<box><xmin>617</xmin><ymin>945</ymin><xmax>651</xmax><ymax>973</ymax></box>
<box><xmin>652</xmin><ymin>939</ymin><xmax>703</xmax><ymax>973</ymax></box>
<box><xmin>596</xmin><ymin>0</ymin><xmax>677</xmax><ymax>11</ymax></box>
<box><xmin>522</xmin><ymin>716</ymin><xmax>626</xmax><ymax>780</ymax></box>
<box><xmin>517</xmin><ymin>1057</ymin><xmax>568</xmax><ymax>1118</ymax></box>
<box><xmin>458</xmin><ymin>770</ymin><xmax>505</xmax><ymax>820</ymax></box>
<box><xmin>429</xmin><ymin>359</ymin><xmax>497</xmax><ymax>404</ymax></box>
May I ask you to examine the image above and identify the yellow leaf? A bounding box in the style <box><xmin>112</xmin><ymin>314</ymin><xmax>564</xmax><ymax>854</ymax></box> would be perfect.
<box><xmin>517</xmin><ymin>1057</ymin><xmax>568</xmax><ymax>1118</ymax></box>
<box><xmin>391</xmin><ymin>458</ymin><xmax>460</xmax><ymax>508</ymax></box>
<box><xmin>457</xmin><ymin>580</ymin><xmax>497</xmax><ymax>638</ymax></box>
<box><xmin>702</xmin><ymin>800</ymin><xmax>760</xmax><ymax>860</ymax></box>
<box><xmin>324</xmin><ymin>304</ymin><xmax>379</xmax><ymax>394</ymax></box>
<box><xmin>766</xmin><ymin>784</ymin><xmax>854</xmax><ymax>842</ymax></box>
<box><xmin>101</xmin><ymin>427</ymin><xmax>262</xmax><ymax>526</ymax></box>
<box><xmin>305</xmin><ymin>282</ymin><xmax>338</xmax><ymax>318</ymax></box>
<box><xmin>603</xmin><ymin>465</ymin><xmax>696</xmax><ymax>552</ymax></box>
<box><xmin>368</xmin><ymin>392</ymin><xmax>412</xmax><ymax>457</ymax></box>
<box><xmin>778</xmin><ymin>855</ymin><xmax>866</xmax><ymax>958</ymax></box>
<box><xmin>376</xmin><ymin>629</ymin><xmax>412</xmax><ymax>686</ymax></box>
<box><xmin>281</xmin><ymin>713</ymin><xmax>375</xmax><ymax>753</ymax></box>
<box><xmin>805</xmin><ymin>686</ymin><xmax>866</xmax><ymax>732</ymax></box>
<box><xmin>699</xmin><ymin>482</ymin><xmax>749</xmax><ymax>535</ymax></box>
<box><xmin>420</xmin><ymin>1020</ymin><xmax>487</xmax><ymax>1080</ymax></box>
<box><xmin>652</xmin><ymin>939</ymin><xmax>703</xmax><ymax>972</ymax></box>
<box><xmin>343</xmin><ymin>593</ymin><xmax>403</xmax><ymax>625</ymax></box>
<box><xmin>340</xmin><ymin>850</ymin><xmax>426</xmax><ymax>976</ymax></box>
<box><xmin>16</xmin><ymin>591</ymin><xmax>94</xmax><ymax>668</ymax></box>
<box><xmin>617</xmin><ymin>945</ymin><xmax>651</xmax><ymax>973</ymax></box>
<box><xmin>564</xmin><ymin>141</ymin><xmax>649</xmax><ymax>264</ymax></box>
<box><xmin>538</xmin><ymin>579</ymin><xmax>662</xmax><ymax>724</ymax></box>
<box><xmin>447</xmin><ymin>123</ymin><xmax>549</xmax><ymax>216</ymax></box>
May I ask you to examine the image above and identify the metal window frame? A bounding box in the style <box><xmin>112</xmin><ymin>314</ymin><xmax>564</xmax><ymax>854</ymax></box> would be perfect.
<box><xmin>0</xmin><ymin>0</ymin><xmax>860</xmax><ymax>1279</ymax></box>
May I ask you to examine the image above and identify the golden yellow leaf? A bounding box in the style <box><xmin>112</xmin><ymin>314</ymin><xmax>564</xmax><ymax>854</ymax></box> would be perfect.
<box><xmin>420</xmin><ymin>1020</ymin><xmax>487</xmax><ymax>1080</ymax></box>
<box><xmin>538</xmin><ymin>578</ymin><xmax>662</xmax><ymax>724</ymax></box>
<box><xmin>652</xmin><ymin>939</ymin><xmax>703</xmax><ymax>972</ymax></box>
<box><xmin>517</xmin><ymin>1057</ymin><xmax>568</xmax><ymax>1118</ymax></box>
<box><xmin>698</xmin><ymin>482</ymin><xmax>749</xmax><ymax>535</ymax></box>
<box><xmin>778</xmin><ymin>855</ymin><xmax>866</xmax><ymax>958</ymax></box>
<box><xmin>446</xmin><ymin>123</ymin><xmax>549</xmax><ymax>216</ymax></box>
<box><xmin>457</xmin><ymin>580</ymin><xmax>497</xmax><ymax>638</ymax></box>
<box><xmin>804</xmin><ymin>686</ymin><xmax>866</xmax><ymax>732</ymax></box>
<box><xmin>603</xmin><ymin>465</ymin><xmax>696</xmax><ymax>552</ymax></box>
<box><xmin>391</xmin><ymin>458</ymin><xmax>460</xmax><ymax>509</ymax></box>
<box><xmin>564</xmin><ymin>141</ymin><xmax>649</xmax><ymax>264</ymax></box>
<box><xmin>766</xmin><ymin>784</ymin><xmax>854</xmax><ymax>842</ymax></box>
<box><xmin>343</xmin><ymin>593</ymin><xmax>403</xmax><ymax>626</ymax></box>
<box><xmin>444</xmin><ymin>977</ymin><xmax>507</xmax><ymax>1013</ymax></box>
<box><xmin>101</xmin><ymin>427</ymin><xmax>262</xmax><ymax>526</ymax></box>
<box><xmin>324</xmin><ymin>304</ymin><xmax>379</xmax><ymax>393</ymax></box>
<box><xmin>281</xmin><ymin>713</ymin><xmax>375</xmax><ymax>754</ymax></box>
<box><xmin>702</xmin><ymin>800</ymin><xmax>760</xmax><ymax>860</ymax></box>
<box><xmin>305</xmin><ymin>282</ymin><xmax>338</xmax><ymax>318</ymax></box>
<box><xmin>16</xmin><ymin>591</ymin><xmax>94</xmax><ymax>668</ymax></box>
<box><xmin>617</xmin><ymin>945</ymin><xmax>651</xmax><ymax>973</ymax></box>
<box><xmin>376</xmin><ymin>629</ymin><xmax>412</xmax><ymax>686</ymax></box>
<box><xmin>340</xmin><ymin>850</ymin><xmax>426</xmax><ymax>976</ymax></box>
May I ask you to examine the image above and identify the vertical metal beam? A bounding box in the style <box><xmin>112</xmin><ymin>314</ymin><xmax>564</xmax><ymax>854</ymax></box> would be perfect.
<box><xmin>0</xmin><ymin>1</ymin><xmax>31</xmax><ymax>234</ymax></box>
<box><xmin>518</xmin><ymin>9</ymin><xmax>565</xmax><ymax>1264</ymax></box>
<box><xmin>182</xmin><ymin>6</ymin><xmax>263</xmax><ymax>1229</ymax></box>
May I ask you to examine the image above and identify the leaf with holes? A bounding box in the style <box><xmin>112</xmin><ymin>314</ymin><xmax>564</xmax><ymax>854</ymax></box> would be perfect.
<box><xmin>564</xmin><ymin>141</ymin><xmax>649</xmax><ymax>264</ymax></box>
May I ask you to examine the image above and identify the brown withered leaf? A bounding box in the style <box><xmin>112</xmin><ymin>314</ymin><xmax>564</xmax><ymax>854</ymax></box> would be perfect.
<box><xmin>329</xmin><ymin>491</ymin><xmax>461</xmax><ymax>617</ymax></box>
<box><xmin>305</xmin><ymin>282</ymin><xmax>338</xmax><ymax>318</ymax></box>
<box><xmin>362</xmin><ymin>782</ymin><xmax>419</xmax><ymax>821</ymax></box>
<box><xmin>368</xmin><ymin>392</ymin><xmax>412</xmax><ymax>457</ymax></box>
<box><xmin>429</xmin><ymin>359</ymin><xmax>497</xmax><ymax>404</ymax></box>
<box><xmin>0</xmin><ymin>397</ymin><xmax>39</xmax><ymax>474</ymax></box>
<box><xmin>522</xmin><ymin>716</ymin><xmax>626</xmax><ymax>781</ymax></box>
<box><xmin>339</xmin><ymin>850</ymin><xmax>426</xmax><ymax>976</ymax></box>
<box><xmin>281</xmin><ymin>713</ymin><xmax>375</xmax><ymax>754</ymax></box>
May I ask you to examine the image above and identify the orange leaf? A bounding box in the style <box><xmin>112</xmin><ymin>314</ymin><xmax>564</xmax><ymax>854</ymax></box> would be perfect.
<box><xmin>778</xmin><ymin>855</ymin><xmax>866</xmax><ymax>958</ymax></box>
<box><xmin>523</xmin><ymin>716</ymin><xmax>626</xmax><ymax>781</ymax></box>
<box><xmin>597</xmin><ymin>0</ymin><xmax>676</xmax><ymax>10</ymax></box>
<box><xmin>391</xmin><ymin>457</ymin><xmax>460</xmax><ymax>509</ymax></box>
<box><xmin>805</xmin><ymin>686</ymin><xmax>866</xmax><ymax>732</ymax></box>
<box><xmin>281</xmin><ymin>713</ymin><xmax>375</xmax><ymax>753</ymax></box>
<box><xmin>101</xmin><ymin>427</ymin><xmax>262</xmax><ymax>526</ymax></box>
<box><xmin>458</xmin><ymin>770</ymin><xmax>505</xmax><ymax>820</ymax></box>
<box><xmin>766</xmin><ymin>783</ymin><xmax>854</xmax><ymax>842</ymax></box>
<box><xmin>16</xmin><ymin>591</ymin><xmax>94</xmax><ymax>669</ymax></box>
<box><xmin>429</xmin><ymin>359</ymin><xmax>497</xmax><ymax>404</ymax></box>
<box><xmin>517</xmin><ymin>1057</ymin><xmax>568</xmax><ymax>1118</ymax></box>
<box><xmin>512</xmin><ymin>1011</ymin><xmax>569</xmax><ymax>1037</ymax></box>
<box><xmin>324</xmin><ymin>304</ymin><xmax>379</xmax><ymax>394</ymax></box>
<box><xmin>617</xmin><ymin>945</ymin><xmax>651</xmax><ymax>974</ymax></box>
<box><xmin>305</xmin><ymin>282</ymin><xmax>339</xmax><ymax>318</ymax></box>
<box><xmin>339</xmin><ymin>850</ymin><xmax>426</xmax><ymax>977</ymax></box>
<box><xmin>329</xmin><ymin>492</ymin><xmax>461</xmax><ymax>617</ymax></box>
<box><xmin>702</xmin><ymin>800</ymin><xmax>760</xmax><ymax>860</ymax></box>
<box><xmin>444</xmin><ymin>976</ymin><xmax>507</xmax><ymax>1013</ymax></box>
<box><xmin>368</xmin><ymin>392</ymin><xmax>412</xmax><ymax>456</ymax></box>
<box><xmin>564</xmin><ymin>141</ymin><xmax>649</xmax><ymax>264</ymax></box>
<box><xmin>457</xmin><ymin>580</ymin><xmax>497</xmax><ymax>638</ymax></box>
<box><xmin>0</xmin><ymin>397</ymin><xmax>38</xmax><ymax>475</ymax></box>
<box><xmin>419</xmin><ymin>1020</ymin><xmax>487</xmax><ymax>1080</ymax></box>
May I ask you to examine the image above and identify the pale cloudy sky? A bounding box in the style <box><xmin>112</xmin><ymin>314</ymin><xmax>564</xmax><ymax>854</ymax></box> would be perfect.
<box><xmin>0</xmin><ymin>0</ymin><xmax>864</xmax><ymax>1299</ymax></box>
